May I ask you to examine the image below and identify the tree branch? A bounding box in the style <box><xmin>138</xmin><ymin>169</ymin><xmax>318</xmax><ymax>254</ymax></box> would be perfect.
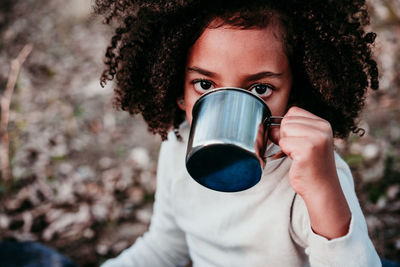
<box><xmin>1</xmin><ymin>44</ymin><xmax>33</xmax><ymax>182</ymax></box>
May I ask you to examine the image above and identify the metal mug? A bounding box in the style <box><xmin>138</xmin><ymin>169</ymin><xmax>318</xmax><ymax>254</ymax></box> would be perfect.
<box><xmin>185</xmin><ymin>87</ymin><xmax>282</xmax><ymax>192</ymax></box>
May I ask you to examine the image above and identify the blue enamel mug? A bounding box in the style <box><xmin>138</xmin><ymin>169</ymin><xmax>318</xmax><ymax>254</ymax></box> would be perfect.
<box><xmin>185</xmin><ymin>87</ymin><xmax>282</xmax><ymax>192</ymax></box>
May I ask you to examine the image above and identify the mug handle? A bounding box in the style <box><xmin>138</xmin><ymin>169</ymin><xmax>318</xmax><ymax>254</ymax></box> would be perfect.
<box><xmin>264</xmin><ymin>116</ymin><xmax>283</xmax><ymax>127</ymax></box>
<box><xmin>263</xmin><ymin>116</ymin><xmax>286</xmax><ymax>159</ymax></box>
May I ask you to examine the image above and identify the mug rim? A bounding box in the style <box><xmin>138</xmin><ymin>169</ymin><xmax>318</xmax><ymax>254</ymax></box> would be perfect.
<box><xmin>192</xmin><ymin>87</ymin><xmax>271</xmax><ymax>116</ymax></box>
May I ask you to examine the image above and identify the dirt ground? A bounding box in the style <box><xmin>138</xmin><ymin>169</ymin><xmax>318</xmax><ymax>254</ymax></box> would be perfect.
<box><xmin>0</xmin><ymin>0</ymin><xmax>399</xmax><ymax>266</ymax></box>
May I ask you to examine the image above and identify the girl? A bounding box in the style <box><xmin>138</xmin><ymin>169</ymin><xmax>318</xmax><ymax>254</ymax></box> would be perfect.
<box><xmin>95</xmin><ymin>0</ymin><xmax>381</xmax><ymax>266</ymax></box>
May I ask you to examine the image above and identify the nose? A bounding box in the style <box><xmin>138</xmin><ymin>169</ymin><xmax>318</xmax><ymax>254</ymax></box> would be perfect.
<box><xmin>216</xmin><ymin>84</ymin><xmax>246</xmax><ymax>90</ymax></box>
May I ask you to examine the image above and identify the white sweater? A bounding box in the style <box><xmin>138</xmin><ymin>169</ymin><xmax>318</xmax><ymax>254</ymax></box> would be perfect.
<box><xmin>102</xmin><ymin>125</ymin><xmax>381</xmax><ymax>267</ymax></box>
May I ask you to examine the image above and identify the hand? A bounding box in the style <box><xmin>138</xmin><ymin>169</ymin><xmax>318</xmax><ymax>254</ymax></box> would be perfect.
<box><xmin>270</xmin><ymin>106</ymin><xmax>351</xmax><ymax>239</ymax></box>
<box><xmin>275</xmin><ymin>106</ymin><xmax>336</xmax><ymax>196</ymax></box>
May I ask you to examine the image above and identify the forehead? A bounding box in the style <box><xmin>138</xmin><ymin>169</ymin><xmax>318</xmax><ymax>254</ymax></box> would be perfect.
<box><xmin>207</xmin><ymin>13</ymin><xmax>287</xmax><ymax>44</ymax></box>
<box><xmin>205</xmin><ymin>20</ymin><xmax>285</xmax><ymax>50</ymax></box>
<box><xmin>187</xmin><ymin>22</ymin><xmax>288</xmax><ymax>74</ymax></box>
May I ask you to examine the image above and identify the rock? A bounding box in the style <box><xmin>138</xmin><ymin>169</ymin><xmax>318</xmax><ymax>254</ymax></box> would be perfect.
<box><xmin>112</xmin><ymin>240</ymin><xmax>130</xmax><ymax>254</ymax></box>
<box><xmin>76</xmin><ymin>165</ymin><xmax>96</xmax><ymax>180</ymax></box>
<box><xmin>127</xmin><ymin>187</ymin><xmax>145</xmax><ymax>205</ymax></box>
<box><xmin>83</xmin><ymin>228</ymin><xmax>95</xmax><ymax>239</ymax></box>
<box><xmin>60</xmin><ymin>0</ymin><xmax>92</xmax><ymax>21</ymax></box>
<box><xmin>135</xmin><ymin>207</ymin><xmax>153</xmax><ymax>225</ymax></box>
<box><xmin>92</xmin><ymin>203</ymin><xmax>109</xmax><ymax>222</ymax></box>
<box><xmin>42</xmin><ymin>204</ymin><xmax>91</xmax><ymax>241</ymax></box>
<box><xmin>365</xmin><ymin>215</ymin><xmax>383</xmax><ymax>230</ymax></box>
<box><xmin>387</xmin><ymin>185</ymin><xmax>400</xmax><ymax>200</ymax></box>
<box><xmin>362</xmin><ymin>143</ymin><xmax>380</xmax><ymax>160</ymax></box>
<box><xmin>129</xmin><ymin>147</ymin><xmax>151</xmax><ymax>169</ymax></box>
<box><xmin>0</xmin><ymin>215</ymin><xmax>10</xmax><ymax>229</ymax></box>
<box><xmin>376</xmin><ymin>196</ymin><xmax>387</xmax><ymax>210</ymax></box>
<box><xmin>96</xmin><ymin>244</ymin><xmax>109</xmax><ymax>256</ymax></box>
<box><xmin>99</xmin><ymin>157</ymin><xmax>113</xmax><ymax>169</ymax></box>
<box><xmin>139</xmin><ymin>171</ymin><xmax>156</xmax><ymax>193</ymax></box>
<box><xmin>361</xmin><ymin>156</ymin><xmax>385</xmax><ymax>182</ymax></box>
<box><xmin>54</xmin><ymin>181</ymin><xmax>76</xmax><ymax>204</ymax></box>
<box><xmin>58</xmin><ymin>162</ymin><xmax>73</xmax><ymax>175</ymax></box>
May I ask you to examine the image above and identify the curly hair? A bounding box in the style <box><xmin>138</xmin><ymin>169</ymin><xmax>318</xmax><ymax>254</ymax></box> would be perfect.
<box><xmin>94</xmin><ymin>0</ymin><xmax>378</xmax><ymax>140</ymax></box>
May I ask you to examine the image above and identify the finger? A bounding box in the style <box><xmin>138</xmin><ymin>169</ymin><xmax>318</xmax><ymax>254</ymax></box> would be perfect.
<box><xmin>278</xmin><ymin>136</ymin><xmax>306</xmax><ymax>161</ymax></box>
<box><xmin>280</xmin><ymin>122</ymin><xmax>332</xmax><ymax>139</ymax></box>
<box><xmin>281</xmin><ymin>116</ymin><xmax>331</xmax><ymax>132</ymax></box>
<box><xmin>270</xmin><ymin>119</ymin><xmax>329</xmax><ymax>145</ymax></box>
<box><xmin>279</xmin><ymin>136</ymin><xmax>324</xmax><ymax>162</ymax></box>
<box><xmin>286</xmin><ymin>106</ymin><xmax>321</xmax><ymax>120</ymax></box>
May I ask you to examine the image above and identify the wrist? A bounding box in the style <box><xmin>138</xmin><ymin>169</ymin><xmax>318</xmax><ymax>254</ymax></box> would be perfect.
<box><xmin>301</xmin><ymin>179</ymin><xmax>351</xmax><ymax>239</ymax></box>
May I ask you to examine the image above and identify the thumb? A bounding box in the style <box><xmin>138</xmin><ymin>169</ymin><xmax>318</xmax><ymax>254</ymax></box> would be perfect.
<box><xmin>268</xmin><ymin>126</ymin><xmax>280</xmax><ymax>145</ymax></box>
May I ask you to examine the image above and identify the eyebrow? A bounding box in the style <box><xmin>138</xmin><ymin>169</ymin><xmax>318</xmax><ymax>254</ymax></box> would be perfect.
<box><xmin>187</xmin><ymin>66</ymin><xmax>283</xmax><ymax>81</ymax></box>
<box><xmin>187</xmin><ymin>67</ymin><xmax>218</xmax><ymax>78</ymax></box>
<box><xmin>245</xmin><ymin>71</ymin><xmax>283</xmax><ymax>82</ymax></box>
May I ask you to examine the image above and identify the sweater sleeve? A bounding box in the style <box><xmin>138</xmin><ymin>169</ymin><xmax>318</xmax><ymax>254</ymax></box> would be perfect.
<box><xmin>289</xmin><ymin>152</ymin><xmax>381</xmax><ymax>267</ymax></box>
<box><xmin>101</xmin><ymin>137</ymin><xmax>190</xmax><ymax>267</ymax></box>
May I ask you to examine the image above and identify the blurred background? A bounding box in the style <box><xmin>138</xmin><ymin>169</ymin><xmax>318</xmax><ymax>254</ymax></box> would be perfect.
<box><xmin>0</xmin><ymin>0</ymin><xmax>399</xmax><ymax>266</ymax></box>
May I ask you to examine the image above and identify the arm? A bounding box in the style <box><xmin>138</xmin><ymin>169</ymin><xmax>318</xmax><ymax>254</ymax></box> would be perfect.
<box><xmin>289</xmin><ymin>154</ymin><xmax>381</xmax><ymax>266</ymax></box>
<box><xmin>276</xmin><ymin>106</ymin><xmax>351</xmax><ymax>238</ymax></box>
<box><xmin>275</xmin><ymin>106</ymin><xmax>380</xmax><ymax>266</ymax></box>
<box><xmin>102</xmin><ymin>139</ymin><xmax>190</xmax><ymax>267</ymax></box>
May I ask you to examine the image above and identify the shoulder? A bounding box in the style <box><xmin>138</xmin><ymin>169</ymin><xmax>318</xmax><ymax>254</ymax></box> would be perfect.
<box><xmin>157</xmin><ymin>122</ymin><xmax>189</xmax><ymax>181</ymax></box>
<box><xmin>159</xmin><ymin>122</ymin><xmax>189</xmax><ymax>160</ymax></box>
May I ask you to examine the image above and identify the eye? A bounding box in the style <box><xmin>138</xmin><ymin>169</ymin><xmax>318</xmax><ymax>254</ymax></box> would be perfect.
<box><xmin>249</xmin><ymin>84</ymin><xmax>273</xmax><ymax>97</ymax></box>
<box><xmin>193</xmin><ymin>79</ymin><xmax>215</xmax><ymax>93</ymax></box>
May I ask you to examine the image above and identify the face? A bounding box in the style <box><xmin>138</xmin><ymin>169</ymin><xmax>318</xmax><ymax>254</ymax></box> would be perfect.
<box><xmin>179</xmin><ymin>19</ymin><xmax>292</xmax><ymax>125</ymax></box>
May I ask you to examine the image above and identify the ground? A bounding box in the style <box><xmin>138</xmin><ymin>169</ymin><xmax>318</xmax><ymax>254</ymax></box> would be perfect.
<box><xmin>0</xmin><ymin>1</ymin><xmax>399</xmax><ymax>266</ymax></box>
